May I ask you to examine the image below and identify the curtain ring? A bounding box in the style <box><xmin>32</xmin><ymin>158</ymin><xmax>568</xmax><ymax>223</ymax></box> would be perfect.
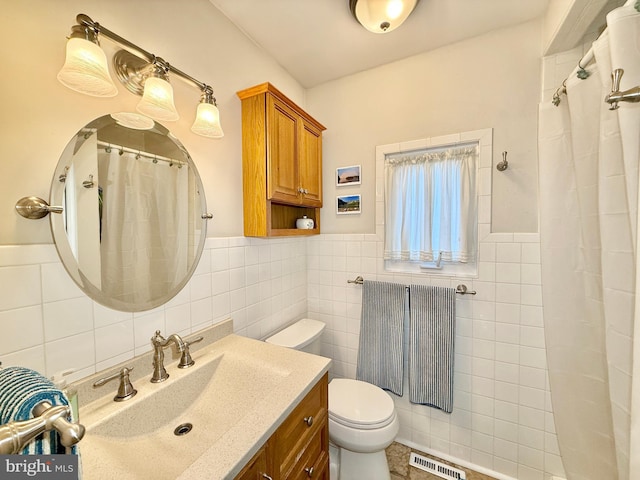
<box><xmin>577</xmin><ymin>59</ymin><xmax>590</xmax><ymax>79</ymax></box>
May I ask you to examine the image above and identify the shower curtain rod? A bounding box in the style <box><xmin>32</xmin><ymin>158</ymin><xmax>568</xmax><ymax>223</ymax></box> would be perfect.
<box><xmin>552</xmin><ymin>0</ymin><xmax>638</xmax><ymax>106</ymax></box>
<box><xmin>97</xmin><ymin>140</ymin><xmax>187</xmax><ymax>167</ymax></box>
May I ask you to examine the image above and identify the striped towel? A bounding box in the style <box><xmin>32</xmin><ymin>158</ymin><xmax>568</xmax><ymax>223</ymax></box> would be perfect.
<box><xmin>356</xmin><ymin>280</ymin><xmax>405</xmax><ymax>396</ymax></box>
<box><xmin>408</xmin><ymin>285</ymin><xmax>456</xmax><ymax>413</ymax></box>
<box><xmin>0</xmin><ymin>367</ymin><xmax>76</xmax><ymax>454</ymax></box>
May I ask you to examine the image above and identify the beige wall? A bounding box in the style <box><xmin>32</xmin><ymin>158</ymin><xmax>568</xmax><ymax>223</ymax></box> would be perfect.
<box><xmin>2</xmin><ymin>3</ymin><xmax>542</xmax><ymax>242</ymax></box>
<box><xmin>0</xmin><ymin>0</ymin><xmax>303</xmax><ymax>244</ymax></box>
<box><xmin>308</xmin><ymin>20</ymin><xmax>543</xmax><ymax>234</ymax></box>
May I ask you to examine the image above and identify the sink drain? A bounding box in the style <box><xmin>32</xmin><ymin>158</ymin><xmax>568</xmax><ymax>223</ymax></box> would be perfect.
<box><xmin>174</xmin><ymin>423</ymin><xmax>193</xmax><ymax>436</ymax></box>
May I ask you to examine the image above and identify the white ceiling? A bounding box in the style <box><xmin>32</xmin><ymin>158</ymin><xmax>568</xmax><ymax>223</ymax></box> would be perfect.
<box><xmin>209</xmin><ymin>0</ymin><xmax>550</xmax><ymax>88</ymax></box>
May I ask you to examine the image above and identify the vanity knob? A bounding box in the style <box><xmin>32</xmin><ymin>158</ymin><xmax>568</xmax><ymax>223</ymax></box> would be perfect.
<box><xmin>303</xmin><ymin>416</ymin><xmax>313</xmax><ymax>427</ymax></box>
<box><xmin>304</xmin><ymin>466</ymin><xmax>314</xmax><ymax>477</ymax></box>
<box><xmin>261</xmin><ymin>474</ymin><xmax>273</xmax><ymax>480</ymax></box>
<box><xmin>201</xmin><ymin>213</ymin><xmax>213</xmax><ymax>219</ymax></box>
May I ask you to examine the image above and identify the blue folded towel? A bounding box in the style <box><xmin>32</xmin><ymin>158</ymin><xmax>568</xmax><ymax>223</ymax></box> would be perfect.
<box><xmin>408</xmin><ymin>285</ymin><xmax>456</xmax><ymax>413</ymax></box>
<box><xmin>0</xmin><ymin>367</ymin><xmax>75</xmax><ymax>454</ymax></box>
<box><xmin>356</xmin><ymin>280</ymin><xmax>406</xmax><ymax>395</ymax></box>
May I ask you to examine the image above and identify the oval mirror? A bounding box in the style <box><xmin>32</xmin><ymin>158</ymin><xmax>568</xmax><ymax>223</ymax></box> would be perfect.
<box><xmin>50</xmin><ymin>113</ymin><xmax>208</xmax><ymax>312</ymax></box>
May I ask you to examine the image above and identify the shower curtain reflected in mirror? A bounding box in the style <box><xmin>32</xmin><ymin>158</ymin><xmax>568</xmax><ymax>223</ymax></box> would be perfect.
<box><xmin>538</xmin><ymin>5</ymin><xmax>639</xmax><ymax>479</ymax></box>
<box><xmin>98</xmin><ymin>149</ymin><xmax>189</xmax><ymax>306</ymax></box>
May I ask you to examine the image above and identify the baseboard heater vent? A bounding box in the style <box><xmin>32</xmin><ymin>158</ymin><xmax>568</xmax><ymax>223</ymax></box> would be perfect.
<box><xmin>409</xmin><ymin>452</ymin><xmax>466</xmax><ymax>480</ymax></box>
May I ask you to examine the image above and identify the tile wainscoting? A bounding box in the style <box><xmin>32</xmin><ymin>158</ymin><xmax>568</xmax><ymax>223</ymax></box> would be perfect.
<box><xmin>0</xmin><ymin>237</ymin><xmax>308</xmax><ymax>381</ymax></box>
<box><xmin>307</xmin><ymin>232</ymin><xmax>565</xmax><ymax>480</ymax></box>
<box><xmin>0</xmin><ymin>230</ymin><xmax>564</xmax><ymax>480</ymax></box>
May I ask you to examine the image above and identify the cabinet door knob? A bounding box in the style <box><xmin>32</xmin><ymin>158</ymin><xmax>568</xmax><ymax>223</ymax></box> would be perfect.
<box><xmin>262</xmin><ymin>474</ymin><xmax>273</xmax><ymax>480</ymax></box>
<box><xmin>303</xmin><ymin>416</ymin><xmax>313</xmax><ymax>427</ymax></box>
<box><xmin>304</xmin><ymin>466</ymin><xmax>314</xmax><ymax>477</ymax></box>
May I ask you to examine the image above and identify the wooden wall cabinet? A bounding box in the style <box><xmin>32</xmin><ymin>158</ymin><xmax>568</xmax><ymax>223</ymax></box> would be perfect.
<box><xmin>234</xmin><ymin>374</ymin><xmax>329</xmax><ymax>480</ymax></box>
<box><xmin>237</xmin><ymin>83</ymin><xmax>326</xmax><ymax>237</ymax></box>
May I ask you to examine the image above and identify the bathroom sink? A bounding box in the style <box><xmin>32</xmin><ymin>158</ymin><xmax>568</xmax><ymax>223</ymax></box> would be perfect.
<box><xmin>79</xmin><ymin>335</ymin><xmax>301</xmax><ymax>479</ymax></box>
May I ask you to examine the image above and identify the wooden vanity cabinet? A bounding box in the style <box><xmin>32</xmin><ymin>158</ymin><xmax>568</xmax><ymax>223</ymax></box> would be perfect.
<box><xmin>234</xmin><ymin>445</ymin><xmax>269</xmax><ymax>480</ymax></box>
<box><xmin>234</xmin><ymin>374</ymin><xmax>329</xmax><ymax>480</ymax></box>
<box><xmin>237</xmin><ymin>82</ymin><xmax>325</xmax><ymax>237</ymax></box>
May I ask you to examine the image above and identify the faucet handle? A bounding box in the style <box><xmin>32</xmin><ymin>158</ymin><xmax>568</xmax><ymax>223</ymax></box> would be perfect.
<box><xmin>178</xmin><ymin>336</ymin><xmax>204</xmax><ymax>369</ymax></box>
<box><xmin>151</xmin><ymin>330</ymin><xmax>166</xmax><ymax>345</ymax></box>
<box><xmin>93</xmin><ymin>366</ymin><xmax>137</xmax><ymax>402</ymax></box>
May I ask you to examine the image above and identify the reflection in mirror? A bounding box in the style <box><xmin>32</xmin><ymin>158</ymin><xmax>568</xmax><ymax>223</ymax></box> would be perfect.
<box><xmin>50</xmin><ymin>114</ymin><xmax>208</xmax><ymax>312</ymax></box>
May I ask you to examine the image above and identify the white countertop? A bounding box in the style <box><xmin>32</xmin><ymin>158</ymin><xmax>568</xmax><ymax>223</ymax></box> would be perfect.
<box><xmin>77</xmin><ymin>324</ymin><xmax>331</xmax><ymax>480</ymax></box>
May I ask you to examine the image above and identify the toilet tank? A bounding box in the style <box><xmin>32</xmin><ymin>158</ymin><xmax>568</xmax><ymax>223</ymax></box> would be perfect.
<box><xmin>265</xmin><ymin>318</ymin><xmax>325</xmax><ymax>355</ymax></box>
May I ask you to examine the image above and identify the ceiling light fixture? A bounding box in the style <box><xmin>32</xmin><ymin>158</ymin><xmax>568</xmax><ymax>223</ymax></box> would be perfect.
<box><xmin>57</xmin><ymin>14</ymin><xmax>223</xmax><ymax>139</ymax></box>
<box><xmin>349</xmin><ymin>0</ymin><xmax>420</xmax><ymax>33</ymax></box>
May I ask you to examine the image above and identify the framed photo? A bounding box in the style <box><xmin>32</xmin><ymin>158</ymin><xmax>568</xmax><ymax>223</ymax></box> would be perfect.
<box><xmin>337</xmin><ymin>194</ymin><xmax>361</xmax><ymax>215</ymax></box>
<box><xmin>336</xmin><ymin>165</ymin><xmax>361</xmax><ymax>186</ymax></box>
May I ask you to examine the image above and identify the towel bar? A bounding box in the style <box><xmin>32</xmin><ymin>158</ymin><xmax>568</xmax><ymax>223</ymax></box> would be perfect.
<box><xmin>347</xmin><ymin>276</ymin><xmax>476</xmax><ymax>295</ymax></box>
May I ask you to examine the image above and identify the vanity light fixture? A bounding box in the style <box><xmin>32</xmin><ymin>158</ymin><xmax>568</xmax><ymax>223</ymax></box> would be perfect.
<box><xmin>57</xmin><ymin>25</ymin><xmax>118</xmax><ymax>97</ymax></box>
<box><xmin>135</xmin><ymin>61</ymin><xmax>179</xmax><ymax>121</ymax></box>
<box><xmin>57</xmin><ymin>13</ymin><xmax>223</xmax><ymax>138</ymax></box>
<box><xmin>191</xmin><ymin>87</ymin><xmax>224</xmax><ymax>138</ymax></box>
<box><xmin>349</xmin><ymin>0</ymin><xmax>420</xmax><ymax>33</ymax></box>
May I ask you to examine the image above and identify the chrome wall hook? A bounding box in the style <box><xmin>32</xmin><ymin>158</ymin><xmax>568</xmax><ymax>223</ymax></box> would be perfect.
<box><xmin>496</xmin><ymin>151</ymin><xmax>508</xmax><ymax>171</ymax></box>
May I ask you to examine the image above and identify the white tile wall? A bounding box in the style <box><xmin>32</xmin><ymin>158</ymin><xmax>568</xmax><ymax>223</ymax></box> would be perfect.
<box><xmin>304</xmin><ymin>130</ymin><xmax>564</xmax><ymax>480</ymax></box>
<box><xmin>0</xmin><ymin>237</ymin><xmax>307</xmax><ymax>383</ymax></box>
<box><xmin>308</xmin><ymin>232</ymin><xmax>562</xmax><ymax>480</ymax></box>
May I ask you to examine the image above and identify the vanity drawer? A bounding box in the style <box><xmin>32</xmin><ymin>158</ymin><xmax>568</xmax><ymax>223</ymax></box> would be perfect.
<box><xmin>284</xmin><ymin>427</ymin><xmax>329</xmax><ymax>480</ymax></box>
<box><xmin>274</xmin><ymin>374</ymin><xmax>327</xmax><ymax>462</ymax></box>
<box><xmin>274</xmin><ymin>374</ymin><xmax>328</xmax><ymax>478</ymax></box>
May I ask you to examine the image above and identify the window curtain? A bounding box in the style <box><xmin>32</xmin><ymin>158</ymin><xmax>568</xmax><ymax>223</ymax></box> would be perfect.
<box><xmin>384</xmin><ymin>146</ymin><xmax>477</xmax><ymax>263</ymax></box>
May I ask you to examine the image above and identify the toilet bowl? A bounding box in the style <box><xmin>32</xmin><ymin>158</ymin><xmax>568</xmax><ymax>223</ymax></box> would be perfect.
<box><xmin>265</xmin><ymin>319</ymin><xmax>399</xmax><ymax>480</ymax></box>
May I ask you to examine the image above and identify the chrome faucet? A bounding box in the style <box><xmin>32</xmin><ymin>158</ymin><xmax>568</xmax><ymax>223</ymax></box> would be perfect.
<box><xmin>151</xmin><ymin>331</ymin><xmax>186</xmax><ymax>383</ymax></box>
<box><xmin>605</xmin><ymin>68</ymin><xmax>640</xmax><ymax>110</ymax></box>
<box><xmin>0</xmin><ymin>401</ymin><xmax>85</xmax><ymax>454</ymax></box>
<box><xmin>150</xmin><ymin>331</ymin><xmax>204</xmax><ymax>382</ymax></box>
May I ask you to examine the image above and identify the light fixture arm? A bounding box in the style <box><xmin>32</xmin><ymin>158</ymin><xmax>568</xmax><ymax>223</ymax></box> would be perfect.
<box><xmin>74</xmin><ymin>13</ymin><xmax>210</xmax><ymax>93</ymax></box>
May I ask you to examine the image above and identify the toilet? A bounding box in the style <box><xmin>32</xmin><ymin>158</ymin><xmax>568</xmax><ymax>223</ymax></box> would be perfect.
<box><xmin>265</xmin><ymin>318</ymin><xmax>399</xmax><ymax>480</ymax></box>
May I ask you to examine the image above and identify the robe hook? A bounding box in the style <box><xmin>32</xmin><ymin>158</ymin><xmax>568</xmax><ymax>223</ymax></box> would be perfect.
<box><xmin>496</xmin><ymin>151</ymin><xmax>508</xmax><ymax>171</ymax></box>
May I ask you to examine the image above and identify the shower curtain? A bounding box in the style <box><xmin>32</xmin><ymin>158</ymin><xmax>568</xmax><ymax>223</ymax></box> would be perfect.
<box><xmin>98</xmin><ymin>149</ymin><xmax>189</xmax><ymax>305</ymax></box>
<box><xmin>538</xmin><ymin>4</ymin><xmax>640</xmax><ymax>480</ymax></box>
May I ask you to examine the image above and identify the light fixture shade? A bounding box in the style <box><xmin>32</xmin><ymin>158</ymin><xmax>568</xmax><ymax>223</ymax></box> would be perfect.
<box><xmin>136</xmin><ymin>77</ymin><xmax>179</xmax><ymax>121</ymax></box>
<box><xmin>57</xmin><ymin>37</ymin><xmax>118</xmax><ymax>97</ymax></box>
<box><xmin>191</xmin><ymin>102</ymin><xmax>224</xmax><ymax>138</ymax></box>
<box><xmin>350</xmin><ymin>0</ymin><xmax>419</xmax><ymax>33</ymax></box>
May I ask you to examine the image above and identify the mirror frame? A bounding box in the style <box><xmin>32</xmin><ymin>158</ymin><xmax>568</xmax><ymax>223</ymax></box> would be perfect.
<box><xmin>49</xmin><ymin>114</ymin><xmax>209</xmax><ymax>312</ymax></box>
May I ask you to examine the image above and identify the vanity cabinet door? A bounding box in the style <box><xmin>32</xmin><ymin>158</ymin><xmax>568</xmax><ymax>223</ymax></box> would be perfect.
<box><xmin>235</xmin><ymin>444</ymin><xmax>272</xmax><ymax>480</ymax></box>
<box><xmin>274</xmin><ymin>375</ymin><xmax>329</xmax><ymax>480</ymax></box>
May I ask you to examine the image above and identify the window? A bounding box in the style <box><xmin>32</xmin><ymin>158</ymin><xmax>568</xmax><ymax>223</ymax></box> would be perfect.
<box><xmin>377</xmin><ymin>130</ymin><xmax>491</xmax><ymax>276</ymax></box>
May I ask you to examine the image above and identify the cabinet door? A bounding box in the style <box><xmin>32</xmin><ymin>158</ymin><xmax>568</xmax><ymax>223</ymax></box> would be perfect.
<box><xmin>267</xmin><ymin>95</ymin><xmax>299</xmax><ymax>204</ymax></box>
<box><xmin>298</xmin><ymin>119</ymin><xmax>323</xmax><ymax>207</ymax></box>
<box><xmin>235</xmin><ymin>445</ymin><xmax>272</xmax><ymax>480</ymax></box>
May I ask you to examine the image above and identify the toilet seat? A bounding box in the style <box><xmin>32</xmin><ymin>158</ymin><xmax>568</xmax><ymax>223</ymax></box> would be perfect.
<box><xmin>329</xmin><ymin>379</ymin><xmax>396</xmax><ymax>430</ymax></box>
